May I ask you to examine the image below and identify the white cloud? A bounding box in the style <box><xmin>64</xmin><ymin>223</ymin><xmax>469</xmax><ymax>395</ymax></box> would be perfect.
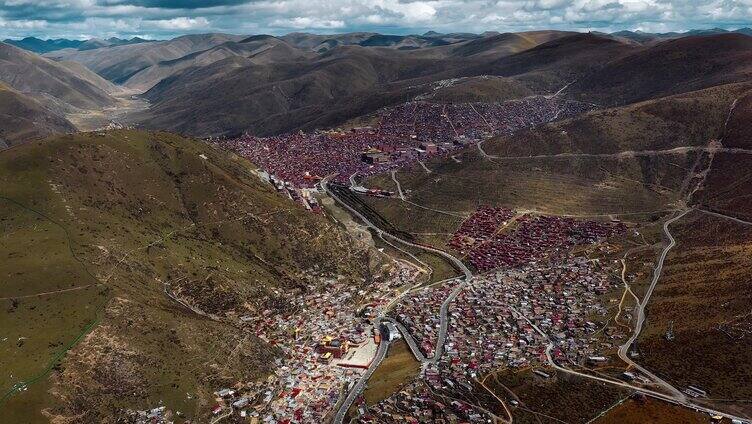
<box><xmin>398</xmin><ymin>2</ymin><xmax>437</xmax><ymax>21</ymax></box>
<box><xmin>1</xmin><ymin>0</ymin><xmax>752</xmax><ymax>39</ymax></box>
<box><xmin>149</xmin><ymin>16</ymin><xmax>210</xmax><ymax>30</ymax></box>
<box><xmin>270</xmin><ymin>16</ymin><xmax>345</xmax><ymax>29</ymax></box>
<box><xmin>4</xmin><ymin>18</ymin><xmax>49</xmax><ymax>28</ymax></box>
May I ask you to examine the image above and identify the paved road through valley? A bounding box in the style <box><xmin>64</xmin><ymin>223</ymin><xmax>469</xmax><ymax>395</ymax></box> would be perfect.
<box><xmin>617</xmin><ymin>209</ymin><xmax>690</xmax><ymax>401</ymax></box>
<box><xmin>324</xmin><ymin>176</ymin><xmax>472</xmax><ymax>423</ymax></box>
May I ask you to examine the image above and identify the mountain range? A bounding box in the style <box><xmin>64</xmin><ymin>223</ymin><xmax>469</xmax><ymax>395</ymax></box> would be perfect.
<box><xmin>7</xmin><ymin>27</ymin><xmax>750</xmax><ymax>56</ymax></box>
<box><xmin>3</xmin><ymin>25</ymin><xmax>752</xmax><ymax>424</ymax></box>
<box><xmin>0</xmin><ymin>41</ymin><xmax>123</xmax><ymax>146</ymax></box>
<box><xmin>2</xmin><ymin>36</ymin><xmax>154</xmax><ymax>54</ymax></box>
<box><xmin>607</xmin><ymin>27</ymin><xmax>752</xmax><ymax>44</ymax></box>
<box><xmin>2</xmin><ymin>29</ymin><xmax>751</xmax><ymax>143</ymax></box>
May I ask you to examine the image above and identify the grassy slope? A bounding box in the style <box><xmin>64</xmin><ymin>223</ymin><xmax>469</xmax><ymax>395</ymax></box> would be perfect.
<box><xmin>0</xmin><ymin>42</ymin><xmax>116</xmax><ymax>110</ymax></box>
<box><xmin>0</xmin><ymin>130</ymin><xmax>373</xmax><ymax>422</ymax></box>
<box><xmin>485</xmin><ymin>82</ymin><xmax>752</xmax><ymax>157</ymax></box>
<box><xmin>636</xmin><ymin>94</ymin><xmax>752</xmax><ymax>414</ymax></box>
<box><xmin>426</xmin><ymin>76</ymin><xmax>534</xmax><ymax>103</ymax></box>
<box><xmin>138</xmin><ymin>33</ymin><xmax>630</xmax><ymax>138</ymax></box>
<box><xmin>638</xmin><ymin>211</ymin><xmax>752</xmax><ymax>407</ymax></box>
<box><xmin>362</xmin><ymin>84</ymin><xmax>752</xmax><ymax>247</ymax></box>
<box><xmin>567</xmin><ymin>33</ymin><xmax>752</xmax><ymax>107</ymax></box>
<box><xmin>694</xmin><ymin>91</ymin><xmax>752</xmax><ymax>218</ymax></box>
<box><xmin>485</xmin><ymin>369</ymin><xmax>629</xmax><ymax>423</ymax></box>
<box><xmin>594</xmin><ymin>398</ymin><xmax>711</xmax><ymax>424</ymax></box>
<box><xmin>359</xmin><ymin>83</ymin><xmax>752</xmax><ymax>418</ymax></box>
<box><xmin>362</xmin><ymin>340</ymin><xmax>420</xmax><ymax>406</ymax></box>
<box><xmin>370</xmin><ymin>150</ymin><xmax>685</xmax><ymax>221</ymax></box>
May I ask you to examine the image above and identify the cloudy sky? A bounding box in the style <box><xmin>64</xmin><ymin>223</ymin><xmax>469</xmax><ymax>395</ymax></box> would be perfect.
<box><xmin>1</xmin><ymin>0</ymin><xmax>752</xmax><ymax>40</ymax></box>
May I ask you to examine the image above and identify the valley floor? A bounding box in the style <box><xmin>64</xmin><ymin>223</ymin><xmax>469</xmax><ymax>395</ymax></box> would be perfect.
<box><xmin>65</xmin><ymin>90</ymin><xmax>149</xmax><ymax>132</ymax></box>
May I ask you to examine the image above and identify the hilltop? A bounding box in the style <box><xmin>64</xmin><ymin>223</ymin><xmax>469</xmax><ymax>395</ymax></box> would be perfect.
<box><xmin>567</xmin><ymin>33</ymin><xmax>752</xmax><ymax>106</ymax></box>
<box><xmin>0</xmin><ymin>41</ymin><xmax>118</xmax><ymax>111</ymax></box>
<box><xmin>486</xmin><ymin>82</ymin><xmax>752</xmax><ymax>158</ymax></box>
<box><xmin>3</xmin><ymin>36</ymin><xmax>153</xmax><ymax>54</ymax></box>
<box><xmin>44</xmin><ymin>34</ymin><xmax>245</xmax><ymax>84</ymax></box>
<box><xmin>121</xmin><ymin>36</ymin><xmax>313</xmax><ymax>92</ymax></box>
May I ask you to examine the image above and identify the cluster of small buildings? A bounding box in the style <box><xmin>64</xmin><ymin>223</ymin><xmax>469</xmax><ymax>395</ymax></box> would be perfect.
<box><xmin>216</xmin><ymin>97</ymin><xmax>594</xmax><ymax>193</ymax></box>
<box><xmin>448</xmin><ymin>206</ymin><xmax>516</xmax><ymax>252</ymax></box>
<box><xmin>438</xmin><ymin>257</ymin><xmax>619</xmax><ymax>385</ymax></box>
<box><xmin>125</xmin><ymin>406</ymin><xmax>171</xmax><ymax>423</ymax></box>
<box><xmin>450</xmin><ymin>209</ymin><xmax>627</xmax><ymax>271</ymax></box>
<box><xmin>363</xmin><ymin>255</ymin><xmax>623</xmax><ymax>422</ymax></box>
<box><xmin>209</xmin><ymin>264</ymin><xmax>419</xmax><ymax>423</ymax></box>
<box><xmin>391</xmin><ymin>280</ymin><xmax>461</xmax><ymax>358</ymax></box>
<box><xmin>355</xmin><ymin>378</ymin><xmax>493</xmax><ymax>423</ymax></box>
<box><xmin>257</xmin><ymin>171</ymin><xmax>323</xmax><ymax>212</ymax></box>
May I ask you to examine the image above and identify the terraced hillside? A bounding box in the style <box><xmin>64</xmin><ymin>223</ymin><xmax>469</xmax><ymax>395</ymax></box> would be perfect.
<box><xmin>0</xmin><ymin>130</ymin><xmax>378</xmax><ymax>423</ymax></box>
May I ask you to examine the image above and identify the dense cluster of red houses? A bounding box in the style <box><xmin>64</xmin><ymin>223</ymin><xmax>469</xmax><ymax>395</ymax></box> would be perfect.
<box><xmin>357</xmin><ymin>379</ymin><xmax>487</xmax><ymax>423</ymax></box>
<box><xmin>448</xmin><ymin>206</ymin><xmax>516</xmax><ymax>252</ymax></box>
<box><xmin>450</xmin><ymin>208</ymin><xmax>627</xmax><ymax>272</ymax></box>
<box><xmin>215</xmin><ymin>98</ymin><xmax>594</xmax><ymax>189</ymax></box>
<box><xmin>369</xmin><ymin>255</ymin><xmax>620</xmax><ymax>423</ymax></box>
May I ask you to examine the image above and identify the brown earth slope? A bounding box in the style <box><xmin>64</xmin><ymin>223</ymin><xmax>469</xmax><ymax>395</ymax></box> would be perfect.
<box><xmin>0</xmin><ymin>82</ymin><xmax>75</xmax><ymax>146</ymax></box>
<box><xmin>138</xmin><ymin>45</ymin><xmax>475</xmax><ymax>136</ymax></box>
<box><xmin>638</xmin><ymin>210</ymin><xmax>752</xmax><ymax>416</ymax></box>
<box><xmin>568</xmin><ymin>33</ymin><xmax>752</xmax><ymax>106</ymax></box>
<box><xmin>137</xmin><ymin>32</ymin><xmax>627</xmax><ymax>137</ymax></box>
<box><xmin>122</xmin><ymin>36</ymin><xmax>312</xmax><ymax>92</ymax></box>
<box><xmin>719</xmin><ymin>90</ymin><xmax>752</xmax><ymax>149</ymax></box>
<box><xmin>0</xmin><ymin>41</ymin><xmax>116</xmax><ymax>111</ymax></box>
<box><xmin>466</xmin><ymin>32</ymin><xmax>638</xmax><ymax>93</ymax></box>
<box><xmin>44</xmin><ymin>33</ymin><xmax>244</xmax><ymax>84</ymax></box>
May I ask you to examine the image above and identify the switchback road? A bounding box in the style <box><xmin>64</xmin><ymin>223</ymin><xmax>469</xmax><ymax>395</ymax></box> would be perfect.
<box><xmin>516</xmin><ymin>302</ymin><xmax>750</xmax><ymax>423</ymax></box>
